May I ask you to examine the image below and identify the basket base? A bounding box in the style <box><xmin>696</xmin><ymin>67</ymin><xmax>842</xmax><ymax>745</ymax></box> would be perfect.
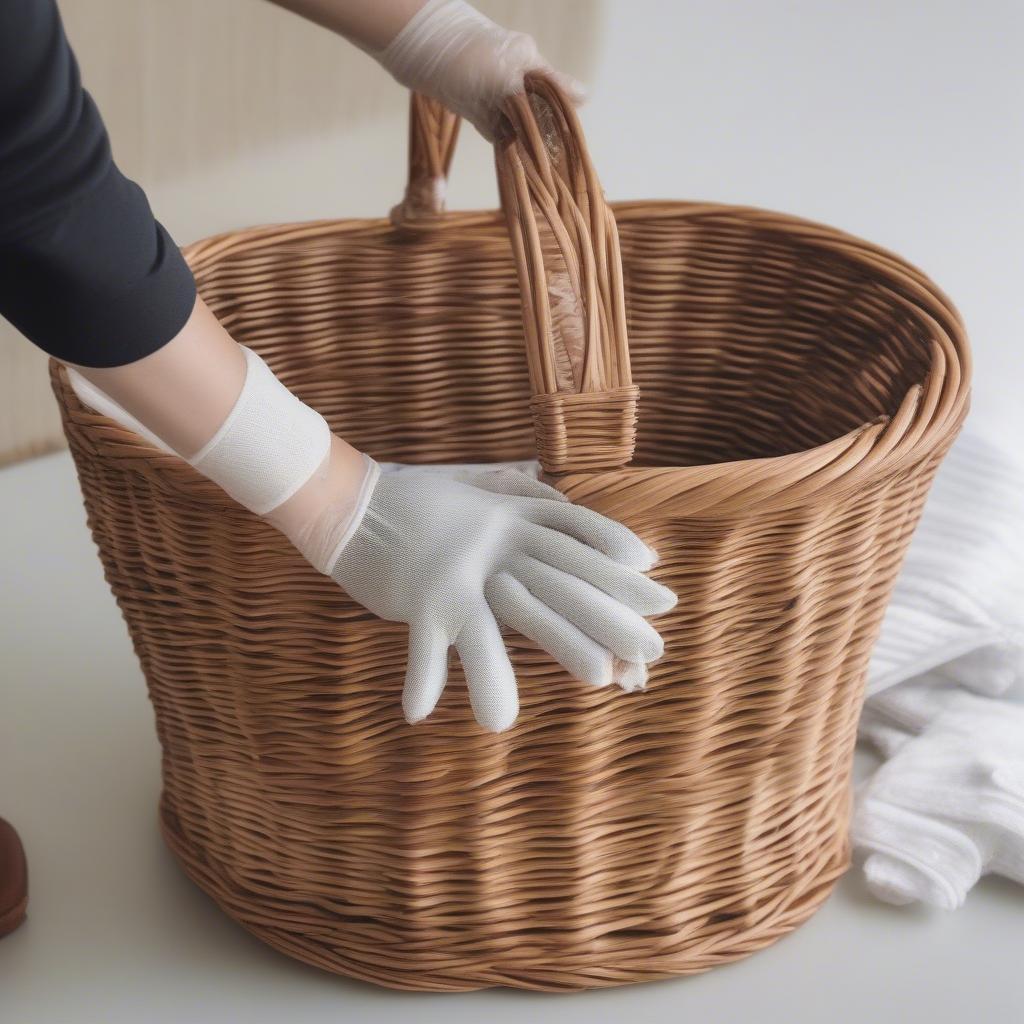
<box><xmin>159</xmin><ymin>795</ymin><xmax>850</xmax><ymax>993</ymax></box>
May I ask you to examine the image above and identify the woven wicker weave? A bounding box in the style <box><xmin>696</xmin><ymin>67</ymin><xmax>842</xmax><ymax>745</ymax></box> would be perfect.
<box><xmin>52</xmin><ymin>79</ymin><xmax>969</xmax><ymax>991</ymax></box>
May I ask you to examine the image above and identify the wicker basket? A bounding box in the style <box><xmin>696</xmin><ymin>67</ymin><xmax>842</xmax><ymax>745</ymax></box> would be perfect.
<box><xmin>52</xmin><ymin>80</ymin><xmax>969</xmax><ymax>991</ymax></box>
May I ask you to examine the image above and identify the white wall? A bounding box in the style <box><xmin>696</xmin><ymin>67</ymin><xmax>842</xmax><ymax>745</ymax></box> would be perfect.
<box><xmin>582</xmin><ymin>0</ymin><xmax>1023</xmax><ymax>447</ymax></box>
<box><xmin>1</xmin><ymin>0</ymin><xmax>1020</xmax><ymax>459</ymax></box>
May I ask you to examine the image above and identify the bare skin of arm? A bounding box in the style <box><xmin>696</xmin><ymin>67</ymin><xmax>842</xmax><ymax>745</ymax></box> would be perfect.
<box><xmin>266</xmin><ymin>0</ymin><xmax>425</xmax><ymax>50</ymax></box>
<box><xmin>70</xmin><ymin>295</ymin><xmax>368</xmax><ymax>541</ymax></box>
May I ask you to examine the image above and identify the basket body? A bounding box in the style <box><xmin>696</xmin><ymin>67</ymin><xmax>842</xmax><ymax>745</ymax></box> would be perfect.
<box><xmin>53</xmin><ymin>198</ymin><xmax>968</xmax><ymax>991</ymax></box>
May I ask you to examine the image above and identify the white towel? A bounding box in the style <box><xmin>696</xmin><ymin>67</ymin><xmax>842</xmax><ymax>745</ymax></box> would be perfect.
<box><xmin>867</xmin><ymin>431</ymin><xmax>1024</xmax><ymax>698</ymax></box>
<box><xmin>854</xmin><ymin>430</ymin><xmax>1024</xmax><ymax>908</ymax></box>
<box><xmin>854</xmin><ymin>684</ymin><xmax>1024</xmax><ymax>909</ymax></box>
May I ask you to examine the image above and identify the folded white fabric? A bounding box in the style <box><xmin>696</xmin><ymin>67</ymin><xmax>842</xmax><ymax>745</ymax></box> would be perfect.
<box><xmin>867</xmin><ymin>431</ymin><xmax>1024</xmax><ymax>698</ymax></box>
<box><xmin>854</xmin><ymin>429</ymin><xmax>1024</xmax><ymax>908</ymax></box>
<box><xmin>853</xmin><ymin>685</ymin><xmax>1024</xmax><ymax>909</ymax></box>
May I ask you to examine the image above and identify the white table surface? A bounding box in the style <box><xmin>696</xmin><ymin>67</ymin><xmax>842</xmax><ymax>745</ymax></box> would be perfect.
<box><xmin>1</xmin><ymin>451</ymin><xmax>1021</xmax><ymax>1023</ymax></box>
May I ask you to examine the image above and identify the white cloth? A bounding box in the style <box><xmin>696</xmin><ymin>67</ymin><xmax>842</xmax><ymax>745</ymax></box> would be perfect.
<box><xmin>854</xmin><ymin>430</ymin><xmax>1024</xmax><ymax>908</ymax></box>
<box><xmin>854</xmin><ymin>685</ymin><xmax>1024</xmax><ymax>909</ymax></box>
<box><xmin>188</xmin><ymin>347</ymin><xmax>331</xmax><ymax>515</ymax></box>
<box><xmin>867</xmin><ymin>431</ymin><xmax>1024</xmax><ymax>697</ymax></box>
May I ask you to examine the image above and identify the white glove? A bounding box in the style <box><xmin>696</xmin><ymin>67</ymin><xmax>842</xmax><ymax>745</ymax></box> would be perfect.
<box><xmin>331</xmin><ymin>462</ymin><xmax>675</xmax><ymax>731</ymax></box>
<box><xmin>382</xmin><ymin>460</ymin><xmax>657</xmax><ymax>693</ymax></box>
<box><xmin>376</xmin><ymin>0</ymin><xmax>585</xmax><ymax>140</ymax></box>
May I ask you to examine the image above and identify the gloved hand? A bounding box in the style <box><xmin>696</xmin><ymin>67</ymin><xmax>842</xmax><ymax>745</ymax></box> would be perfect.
<box><xmin>375</xmin><ymin>0</ymin><xmax>585</xmax><ymax>139</ymax></box>
<box><xmin>382</xmin><ymin>461</ymin><xmax>658</xmax><ymax>694</ymax></box>
<box><xmin>331</xmin><ymin>462</ymin><xmax>676</xmax><ymax>731</ymax></box>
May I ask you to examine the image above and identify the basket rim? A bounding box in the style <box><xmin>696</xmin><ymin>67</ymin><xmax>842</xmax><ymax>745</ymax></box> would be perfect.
<box><xmin>58</xmin><ymin>199</ymin><xmax>970</xmax><ymax>519</ymax></box>
<box><xmin>182</xmin><ymin>198</ymin><xmax>964</xmax><ymax>306</ymax></box>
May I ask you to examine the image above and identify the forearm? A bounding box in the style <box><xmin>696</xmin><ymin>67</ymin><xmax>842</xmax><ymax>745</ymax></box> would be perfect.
<box><xmin>266</xmin><ymin>0</ymin><xmax>584</xmax><ymax>140</ymax></box>
<box><xmin>265</xmin><ymin>0</ymin><xmax>425</xmax><ymax>50</ymax></box>
<box><xmin>74</xmin><ymin>295</ymin><xmax>366</xmax><ymax>510</ymax></box>
<box><xmin>69</xmin><ymin>297</ymin><xmax>371</xmax><ymax>571</ymax></box>
<box><xmin>71</xmin><ymin>298</ymin><xmax>246</xmax><ymax>459</ymax></box>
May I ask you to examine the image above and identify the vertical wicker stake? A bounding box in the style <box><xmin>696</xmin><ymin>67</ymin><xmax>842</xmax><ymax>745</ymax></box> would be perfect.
<box><xmin>495</xmin><ymin>76</ymin><xmax>639</xmax><ymax>475</ymax></box>
<box><xmin>392</xmin><ymin>94</ymin><xmax>461</xmax><ymax>225</ymax></box>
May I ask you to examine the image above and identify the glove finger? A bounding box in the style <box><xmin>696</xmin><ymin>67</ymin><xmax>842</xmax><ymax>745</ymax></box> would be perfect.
<box><xmin>402</xmin><ymin>622</ymin><xmax>450</xmax><ymax>725</ymax></box>
<box><xmin>468</xmin><ymin>467</ymin><xmax>567</xmax><ymax>502</ymax></box>
<box><xmin>512</xmin><ymin>556</ymin><xmax>664</xmax><ymax>663</ymax></box>
<box><xmin>485</xmin><ymin>571</ymin><xmax>613</xmax><ymax>688</ymax></box>
<box><xmin>455</xmin><ymin>609</ymin><xmax>520</xmax><ymax>733</ymax></box>
<box><xmin>613</xmin><ymin>659</ymin><xmax>648</xmax><ymax>692</ymax></box>
<box><xmin>516</xmin><ymin>498</ymin><xmax>657</xmax><ymax>571</ymax></box>
<box><xmin>523</xmin><ymin>524</ymin><xmax>676</xmax><ymax>616</ymax></box>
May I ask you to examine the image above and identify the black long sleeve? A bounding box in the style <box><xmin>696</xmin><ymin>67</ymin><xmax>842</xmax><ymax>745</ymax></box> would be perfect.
<box><xmin>0</xmin><ymin>0</ymin><xmax>196</xmax><ymax>367</ymax></box>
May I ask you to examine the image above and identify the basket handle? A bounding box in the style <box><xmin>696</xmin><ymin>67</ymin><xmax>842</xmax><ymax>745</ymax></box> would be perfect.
<box><xmin>392</xmin><ymin>92</ymin><xmax>462</xmax><ymax>224</ymax></box>
<box><xmin>393</xmin><ymin>77</ymin><xmax>638</xmax><ymax>475</ymax></box>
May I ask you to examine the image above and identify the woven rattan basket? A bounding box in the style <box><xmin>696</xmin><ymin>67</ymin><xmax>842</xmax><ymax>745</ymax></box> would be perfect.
<box><xmin>53</xmin><ymin>80</ymin><xmax>969</xmax><ymax>991</ymax></box>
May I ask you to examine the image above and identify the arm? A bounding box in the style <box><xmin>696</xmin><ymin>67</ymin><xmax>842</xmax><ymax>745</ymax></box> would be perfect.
<box><xmin>4</xmin><ymin>0</ymin><xmax>667</xmax><ymax>732</ymax></box>
<box><xmin>267</xmin><ymin>0</ymin><xmax>424</xmax><ymax>50</ymax></box>
<box><xmin>265</xmin><ymin>0</ymin><xmax>585</xmax><ymax>139</ymax></box>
